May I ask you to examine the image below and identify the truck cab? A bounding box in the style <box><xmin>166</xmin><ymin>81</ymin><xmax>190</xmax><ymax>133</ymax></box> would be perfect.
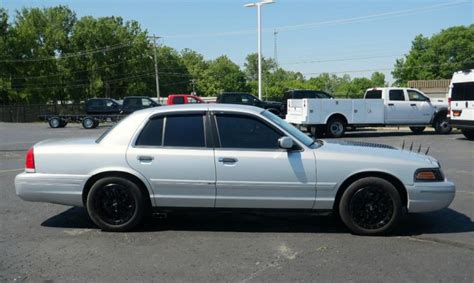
<box><xmin>216</xmin><ymin>92</ymin><xmax>282</xmax><ymax>115</ymax></box>
<box><xmin>85</xmin><ymin>98</ymin><xmax>122</xmax><ymax>115</ymax></box>
<box><xmin>448</xmin><ymin>69</ymin><xmax>474</xmax><ymax>140</ymax></box>
<box><xmin>121</xmin><ymin>96</ymin><xmax>160</xmax><ymax>114</ymax></box>
<box><xmin>167</xmin><ymin>94</ymin><xmax>205</xmax><ymax>105</ymax></box>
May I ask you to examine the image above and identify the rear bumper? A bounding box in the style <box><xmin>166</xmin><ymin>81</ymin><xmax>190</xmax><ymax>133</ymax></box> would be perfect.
<box><xmin>406</xmin><ymin>180</ymin><xmax>455</xmax><ymax>213</ymax></box>
<box><xmin>449</xmin><ymin>118</ymin><xmax>474</xmax><ymax>129</ymax></box>
<box><xmin>15</xmin><ymin>172</ymin><xmax>88</xmax><ymax>207</ymax></box>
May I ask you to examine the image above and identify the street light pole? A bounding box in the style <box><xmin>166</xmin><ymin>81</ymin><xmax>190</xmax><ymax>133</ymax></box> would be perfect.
<box><xmin>244</xmin><ymin>0</ymin><xmax>275</xmax><ymax>101</ymax></box>
<box><xmin>148</xmin><ymin>35</ymin><xmax>161</xmax><ymax>101</ymax></box>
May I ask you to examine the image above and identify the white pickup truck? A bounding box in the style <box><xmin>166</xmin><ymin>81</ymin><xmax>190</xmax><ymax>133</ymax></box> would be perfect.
<box><xmin>285</xmin><ymin>87</ymin><xmax>450</xmax><ymax>138</ymax></box>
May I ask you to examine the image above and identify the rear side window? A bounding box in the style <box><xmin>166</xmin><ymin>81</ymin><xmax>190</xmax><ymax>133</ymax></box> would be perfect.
<box><xmin>164</xmin><ymin>115</ymin><xmax>205</xmax><ymax>147</ymax></box>
<box><xmin>173</xmin><ymin>96</ymin><xmax>185</xmax><ymax>104</ymax></box>
<box><xmin>136</xmin><ymin>117</ymin><xmax>164</xmax><ymax>146</ymax></box>
<box><xmin>365</xmin><ymin>90</ymin><xmax>382</xmax><ymax>99</ymax></box>
<box><xmin>452</xmin><ymin>82</ymin><xmax>474</xmax><ymax>101</ymax></box>
<box><xmin>389</xmin><ymin>90</ymin><xmax>405</xmax><ymax>101</ymax></box>
<box><xmin>215</xmin><ymin>114</ymin><xmax>282</xmax><ymax>149</ymax></box>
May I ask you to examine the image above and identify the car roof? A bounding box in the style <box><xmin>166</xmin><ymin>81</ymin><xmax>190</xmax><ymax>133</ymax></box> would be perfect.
<box><xmin>134</xmin><ymin>103</ymin><xmax>264</xmax><ymax>115</ymax></box>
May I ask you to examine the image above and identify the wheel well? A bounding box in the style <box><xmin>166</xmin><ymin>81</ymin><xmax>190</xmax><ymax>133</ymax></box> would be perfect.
<box><xmin>326</xmin><ymin>113</ymin><xmax>348</xmax><ymax>125</ymax></box>
<box><xmin>433</xmin><ymin>109</ymin><xmax>448</xmax><ymax>124</ymax></box>
<box><xmin>332</xmin><ymin>171</ymin><xmax>408</xmax><ymax>211</ymax></box>
<box><xmin>82</xmin><ymin>171</ymin><xmax>152</xmax><ymax>208</ymax></box>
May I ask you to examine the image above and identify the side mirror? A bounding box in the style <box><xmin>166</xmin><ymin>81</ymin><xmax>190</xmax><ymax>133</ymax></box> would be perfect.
<box><xmin>278</xmin><ymin>136</ymin><xmax>294</xmax><ymax>150</ymax></box>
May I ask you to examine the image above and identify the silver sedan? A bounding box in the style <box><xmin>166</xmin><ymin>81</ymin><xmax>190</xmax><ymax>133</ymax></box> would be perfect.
<box><xmin>15</xmin><ymin>104</ymin><xmax>455</xmax><ymax>235</ymax></box>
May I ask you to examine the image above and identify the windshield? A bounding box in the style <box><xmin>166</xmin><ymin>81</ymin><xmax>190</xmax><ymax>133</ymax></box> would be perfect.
<box><xmin>261</xmin><ymin>110</ymin><xmax>316</xmax><ymax>147</ymax></box>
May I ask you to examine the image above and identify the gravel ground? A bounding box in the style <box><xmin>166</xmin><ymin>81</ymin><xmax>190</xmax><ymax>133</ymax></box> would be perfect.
<box><xmin>0</xmin><ymin>122</ymin><xmax>473</xmax><ymax>282</ymax></box>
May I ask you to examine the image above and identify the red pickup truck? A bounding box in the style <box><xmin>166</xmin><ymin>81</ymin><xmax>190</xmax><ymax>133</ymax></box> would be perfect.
<box><xmin>167</xmin><ymin>94</ymin><xmax>205</xmax><ymax>105</ymax></box>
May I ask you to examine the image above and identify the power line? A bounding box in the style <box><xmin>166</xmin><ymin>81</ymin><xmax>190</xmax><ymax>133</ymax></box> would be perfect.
<box><xmin>281</xmin><ymin>54</ymin><xmax>403</xmax><ymax>65</ymax></box>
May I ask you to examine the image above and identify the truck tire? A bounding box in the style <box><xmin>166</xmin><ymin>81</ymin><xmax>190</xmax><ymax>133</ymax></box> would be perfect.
<box><xmin>48</xmin><ymin>117</ymin><xmax>61</xmax><ymax>128</ymax></box>
<box><xmin>339</xmin><ymin>177</ymin><xmax>402</xmax><ymax>236</ymax></box>
<box><xmin>409</xmin><ymin>127</ymin><xmax>425</xmax><ymax>134</ymax></box>
<box><xmin>82</xmin><ymin>117</ymin><xmax>96</xmax><ymax>129</ymax></box>
<box><xmin>434</xmin><ymin>116</ymin><xmax>452</xmax><ymax>135</ymax></box>
<box><xmin>461</xmin><ymin>129</ymin><xmax>474</xmax><ymax>140</ymax></box>
<box><xmin>326</xmin><ymin>117</ymin><xmax>346</xmax><ymax>138</ymax></box>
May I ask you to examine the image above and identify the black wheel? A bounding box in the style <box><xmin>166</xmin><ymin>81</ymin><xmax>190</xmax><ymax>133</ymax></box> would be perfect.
<box><xmin>326</xmin><ymin>117</ymin><xmax>346</xmax><ymax>138</ymax></box>
<box><xmin>339</xmin><ymin>177</ymin><xmax>402</xmax><ymax>236</ymax></box>
<box><xmin>86</xmin><ymin>177</ymin><xmax>145</xmax><ymax>232</ymax></box>
<box><xmin>409</xmin><ymin>126</ymin><xmax>425</xmax><ymax>134</ymax></box>
<box><xmin>82</xmin><ymin>117</ymin><xmax>95</xmax><ymax>129</ymax></box>
<box><xmin>434</xmin><ymin>116</ymin><xmax>452</xmax><ymax>135</ymax></box>
<box><xmin>461</xmin><ymin>129</ymin><xmax>474</xmax><ymax>140</ymax></box>
<box><xmin>48</xmin><ymin>117</ymin><xmax>61</xmax><ymax>128</ymax></box>
<box><xmin>310</xmin><ymin>125</ymin><xmax>324</xmax><ymax>138</ymax></box>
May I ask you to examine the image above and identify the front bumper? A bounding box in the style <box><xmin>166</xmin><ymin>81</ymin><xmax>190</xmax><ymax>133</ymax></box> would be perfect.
<box><xmin>15</xmin><ymin>172</ymin><xmax>88</xmax><ymax>207</ymax></box>
<box><xmin>406</xmin><ymin>180</ymin><xmax>455</xmax><ymax>213</ymax></box>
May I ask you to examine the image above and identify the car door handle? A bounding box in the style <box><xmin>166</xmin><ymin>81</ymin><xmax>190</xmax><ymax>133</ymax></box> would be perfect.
<box><xmin>410</xmin><ymin>103</ymin><xmax>416</xmax><ymax>106</ymax></box>
<box><xmin>388</xmin><ymin>103</ymin><xmax>394</xmax><ymax>106</ymax></box>
<box><xmin>137</xmin><ymin>156</ymin><xmax>154</xmax><ymax>162</ymax></box>
<box><xmin>218</xmin><ymin>157</ymin><xmax>238</xmax><ymax>163</ymax></box>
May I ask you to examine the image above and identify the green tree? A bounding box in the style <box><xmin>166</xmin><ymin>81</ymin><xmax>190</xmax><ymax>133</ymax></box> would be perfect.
<box><xmin>244</xmin><ymin>53</ymin><xmax>277</xmax><ymax>81</ymax></box>
<box><xmin>180</xmin><ymin>48</ymin><xmax>208</xmax><ymax>95</ymax></box>
<box><xmin>392</xmin><ymin>25</ymin><xmax>474</xmax><ymax>85</ymax></box>
<box><xmin>201</xmin><ymin>55</ymin><xmax>247</xmax><ymax>95</ymax></box>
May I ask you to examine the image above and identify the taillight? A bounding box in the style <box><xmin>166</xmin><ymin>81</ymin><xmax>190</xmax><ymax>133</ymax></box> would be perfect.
<box><xmin>25</xmin><ymin>147</ymin><xmax>35</xmax><ymax>173</ymax></box>
<box><xmin>447</xmin><ymin>97</ymin><xmax>451</xmax><ymax>117</ymax></box>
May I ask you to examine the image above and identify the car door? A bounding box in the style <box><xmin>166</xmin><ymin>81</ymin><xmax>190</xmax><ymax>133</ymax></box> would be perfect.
<box><xmin>212</xmin><ymin>112</ymin><xmax>317</xmax><ymax>209</ymax></box>
<box><xmin>384</xmin><ymin>89</ymin><xmax>411</xmax><ymax>124</ymax></box>
<box><xmin>407</xmin><ymin>89</ymin><xmax>433</xmax><ymax>124</ymax></box>
<box><xmin>126</xmin><ymin>112</ymin><xmax>216</xmax><ymax>207</ymax></box>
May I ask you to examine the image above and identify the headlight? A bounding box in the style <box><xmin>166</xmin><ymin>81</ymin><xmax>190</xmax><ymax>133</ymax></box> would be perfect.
<box><xmin>414</xmin><ymin>168</ymin><xmax>444</xmax><ymax>182</ymax></box>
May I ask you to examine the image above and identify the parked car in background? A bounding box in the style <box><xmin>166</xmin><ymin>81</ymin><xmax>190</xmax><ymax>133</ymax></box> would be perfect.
<box><xmin>448</xmin><ymin>69</ymin><xmax>474</xmax><ymax>140</ymax></box>
<box><xmin>280</xmin><ymin>89</ymin><xmax>334</xmax><ymax>116</ymax></box>
<box><xmin>286</xmin><ymin>87</ymin><xmax>451</xmax><ymax>138</ymax></box>
<box><xmin>121</xmin><ymin>96</ymin><xmax>160</xmax><ymax>114</ymax></box>
<box><xmin>167</xmin><ymin>94</ymin><xmax>205</xmax><ymax>105</ymax></box>
<box><xmin>85</xmin><ymin>98</ymin><xmax>122</xmax><ymax>115</ymax></box>
<box><xmin>216</xmin><ymin>92</ymin><xmax>282</xmax><ymax>115</ymax></box>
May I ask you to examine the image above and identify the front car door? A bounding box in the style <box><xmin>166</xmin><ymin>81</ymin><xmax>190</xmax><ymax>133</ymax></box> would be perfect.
<box><xmin>385</xmin><ymin>89</ymin><xmax>411</xmax><ymax>124</ymax></box>
<box><xmin>212</xmin><ymin>111</ymin><xmax>317</xmax><ymax>209</ymax></box>
<box><xmin>407</xmin><ymin>89</ymin><xmax>433</xmax><ymax>124</ymax></box>
<box><xmin>126</xmin><ymin>112</ymin><xmax>216</xmax><ymax>207</ymax></box>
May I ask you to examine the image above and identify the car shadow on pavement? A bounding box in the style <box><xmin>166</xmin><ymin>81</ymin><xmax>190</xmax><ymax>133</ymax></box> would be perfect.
<box><xmin>41</xmin><ymin>207</ymin><xmax>474</xmax><ymax>235</ymax></box>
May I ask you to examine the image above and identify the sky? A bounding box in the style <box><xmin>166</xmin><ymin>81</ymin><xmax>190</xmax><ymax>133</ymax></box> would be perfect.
<box><xmin>1</xmin><ymin>0</ymin><xmax>473</xmax><ymax>83</ymax></box>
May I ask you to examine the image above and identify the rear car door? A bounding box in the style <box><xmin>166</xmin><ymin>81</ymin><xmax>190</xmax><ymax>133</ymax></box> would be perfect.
<box><xmin>212</xmin><ymin>112</ymin><xmax>316</xmax><ymax>209</ymax></box>
<box><xmin>407</xmin><ymin>89</ymin><xmax>434</xmax><ymax>124</ymax></box>
<box><xmin>126</xmin><ymin>112</ymin><xmax>216</xmax><ymax>207</ymax></box>
<box><xmin>450</xmin><ymin>82</ymin><xmax>474</xmax><ymax>122</ymax></box>
<box><xmin>384</xmin><ymin>89</ymin><xmax>411</xmax><ymax>124</ymax></box>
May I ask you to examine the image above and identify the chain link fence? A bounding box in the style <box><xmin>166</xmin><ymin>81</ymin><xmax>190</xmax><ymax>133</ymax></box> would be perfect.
<box><xmin>0</xmin><ymin>104</ymin><xmax>84</xmax><ymax>122</ymax></box>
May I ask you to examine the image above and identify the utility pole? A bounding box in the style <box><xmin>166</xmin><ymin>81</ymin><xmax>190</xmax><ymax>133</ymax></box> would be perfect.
<box><xmin>273</xmin><ymin>29</ymin><xmax>278</xmax><ymax>65</ymax></box>
<box><xmin>190</xmin><ymin>79</ymin><xmax>197</xmax><ymax>95</ymax></box>
<box><xmin>148</xmin><ymin>35</ymin><xmax>161</xmax><ymax>100</ymax></box>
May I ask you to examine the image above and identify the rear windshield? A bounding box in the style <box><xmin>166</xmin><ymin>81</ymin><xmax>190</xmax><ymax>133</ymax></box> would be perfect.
<box><xmin>365</xmin><ymin>90</ymin><xmax>382</xmax><ymax>99</ymax></box>
<box><xmin>451</xmin><ymin>82</ymin><xmax>474</xmax><ymax>101</ymax></box>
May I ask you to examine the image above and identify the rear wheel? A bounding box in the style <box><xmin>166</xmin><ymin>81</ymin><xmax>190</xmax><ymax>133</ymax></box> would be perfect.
<box><xmin>82</xmin><ymin>117</ymin><xmax>96</xmax><ymax>129</ymax></box>
<box><xmin>326</xmin><ymin>117</ymin><xmax>346</xmax><ymax>138</ymax></box>
<box><xmin>461</xmin><ymin>129</ymin><xmax>474</xmax><ymax>140</ymax></box>
<box><xmin>339</xmin><ymin>177</ymin><xmax>402</xmax><ymax>235</ymax></box>
<box><xmin>86</xmin><ymin>176</ymin><xmax>145</xmax><ymax>232</ymax></box>
<box><xmin>434</xmin><ymin>116</ymin><xmax>452</xmax><ymax>135</ymax></box>
<box><xmin>409</xmin><ymin>126</ymin><xmax>425</xmax><ymax>134</ymax></box>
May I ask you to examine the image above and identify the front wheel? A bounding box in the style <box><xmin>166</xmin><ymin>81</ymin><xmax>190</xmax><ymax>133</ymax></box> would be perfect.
<box><xmin>409</xmin><ymin>126</ymin><xmax>425</xmax><ymax>134</ymax></box>
<box><xmin>434</xmin><ymin>117</ymin><xmax>452</xmax><ymax>135</ymax></box>
<box><xmin>339</xmin><ymin>177</ymin><xmax>402</xmax><ymax>236</ymax></box>
<box><xmin>82</xmin><ymin>117</ymin><xmax>96</xmax><ymax>129</ymax></box>
<box><xmin>48</xmin><ymin>117</ymin><xmax>61</xmax><ymax>128</ymax></box>
<box><xmin>86</xmin><ymin>177</ymin><xmax>145</xmax><ymax>232</ymax></box>
<box><xmin>462</xmin><ymin>129</ymin><xmax>474</xmax><ymax>140</ymax></box>
<box><xmin>326</xmin><ymin>117</ymin><xmax>346</xmax><ymax>138</ymax></box>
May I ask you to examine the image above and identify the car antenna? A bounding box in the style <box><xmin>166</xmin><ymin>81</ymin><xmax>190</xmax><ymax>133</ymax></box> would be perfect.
<box><xmin>425</xmin><ymin>146</ymin><xmax>430</xmax><ymax>155</ymax></box>
<box><xmin>418</xmin><ymin>144</ymin><xmax>422</xmax><ymax>153</ymax></box>
<box><xmin>409</xmin><ymin>141</ymin><xmax>414</xmax><ymax>151</ymax></box>
<box><xmin>401</xmin><ymin>140</ymin><xmax>405</xmax><ymax>150</ymax></box>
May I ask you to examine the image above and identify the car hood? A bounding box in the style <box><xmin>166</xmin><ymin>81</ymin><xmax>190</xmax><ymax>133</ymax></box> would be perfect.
<box><xmin>318</xmin><ymin>139</ymin><xmax>439</xmax><ymax>167</ymax></box>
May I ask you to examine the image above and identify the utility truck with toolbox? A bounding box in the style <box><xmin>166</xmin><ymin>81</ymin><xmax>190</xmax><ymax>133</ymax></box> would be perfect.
<box><xmin>286</xmin><ymin>87</ymin><xmax>450</xmax><ymax>138</ymax></box>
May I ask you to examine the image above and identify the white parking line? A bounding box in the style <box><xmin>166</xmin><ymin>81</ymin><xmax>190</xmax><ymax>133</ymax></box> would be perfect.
<box><xmin>0</xmin><ymin>168</ymin><xmax>23</xmax><ymax>174</ymax></box>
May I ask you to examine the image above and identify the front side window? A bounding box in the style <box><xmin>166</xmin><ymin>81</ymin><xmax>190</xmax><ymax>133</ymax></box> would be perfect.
<box><xmin>142</xmin><ymin>98</ymin><xmax>152</xmax><ymax>106</ymax></box>
<box><xmin>241</xmin><ymin>94</ymin><xmax>256</xmax><ymax>105</ymax></box>
<box><xmin>188</xmin><ymin>97</ymin><xmax>199</xmax><ymax>104</ymax></box>
<box><xmin>389</xmin><ymin>90</ymin><xmax>405</xmax><ymax>101</ymax></box>
<box><xmin>215</xmin><ymin>114</ymin><xmax>282</xmax><ymax>149</ymax></box>
<box><xmin>407</xmin><ymin>90</ymin><xmax>428</xmax><ymax>101</ymax></box>
<box><xmin>164</xmin><ymin>115</ymin><xmax>205</xmax><ymax>147</ymax></box>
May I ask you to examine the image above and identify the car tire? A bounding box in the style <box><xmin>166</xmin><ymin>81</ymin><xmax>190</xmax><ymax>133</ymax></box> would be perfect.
<box><xmin>82</xmin><ymin>117</ymin><xmax>96</xmax><ymax>129</ymax></box>
<box><xmin>461</xmin><ymin>129</ymin><xmax>474</xmax><ymax>140</ymax></box>
<box><xmin>409</xmin><ymin>127</ymin><xmax>425</xmax><ymax>134</ymax></box>
<box><xmin>339</xmin><ymin>177</ymin><xmax>402</xmax><ymax>236</ymax></box>
<box><xmin>434</xmin><ymin>116</ymin><xmax>452</xmax><ymax>135</ymax></box>
<box><xmin>48</xmin><ymin>117</ymin><xmax>61</xmax><ymax>128</ymax></box>
<box><xmin>326</xmin><ymin>117</ymin><xmax>346</xmax><ymax>138</ymax></box>
<box><xmin>86</xmin><ymin>176</ymin><xmax>145</xmax><ymax>232</ymax></box>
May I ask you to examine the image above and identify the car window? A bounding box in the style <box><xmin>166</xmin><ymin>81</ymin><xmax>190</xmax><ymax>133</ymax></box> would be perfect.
<box><xmin>127</xmin><ymin>98</ymin><xmax>140</xmax><ymax>106</ymax></box>
<box><xmin>241</xmin><ymin>94</ymin><xmax>255</xmax><ymax>105</ymax></box>
<box><xmin>215</xmin><ymin>114</ymin><xmax>282</xmax><ymax>149</ymax></box>
<box><xmin>173</xmin><ymin>96</ymin><xmax>185</xmax><ymax>104</ymax></box>
<box><xmin>365</xmin><ymin>90</ymin><xmax>382</xmax><ymax>99</ymax></box>
<box><xmin>142</xmin><ymin>98</ymin><xmax>152</xmax><ymax>106</ymax></box>
<box><xmin>389</xmin><ymin>90</ymin><xmax>405</xmax><ymax>101</ymax></box>
<box><xmin>106</xmin><ymin>100</ymin><xmax>115</xmax><ymax>107</ymax></box>
<box><xmin>135</xmin><ymin>117</ymin><xmax>164</xmax><ymax>146</ymax></box>
<box><xmin>188</xmin><ymin>97</ymin><xmax>199</xmax><ymax>103</ymax></box>
<box><xmin>164</xmin><ymin>115</ymin><xmax>205</xmax><ymax>147</ymax></box>
<box><xmin>452</xmin><ymin>82</ymin><xmax>474</xmax><ymax>101</ymax></box>
<box><xmin>407</xmin><ymin>90</ymin><xmax>428</xmax><ymax>101</ymax></box>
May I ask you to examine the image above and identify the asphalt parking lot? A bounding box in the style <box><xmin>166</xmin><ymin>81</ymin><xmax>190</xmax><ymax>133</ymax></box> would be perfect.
<box><xmin>1</xmin><ymin>122</ymin><xmax>473</xmax><ymax>282</ymax></box>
